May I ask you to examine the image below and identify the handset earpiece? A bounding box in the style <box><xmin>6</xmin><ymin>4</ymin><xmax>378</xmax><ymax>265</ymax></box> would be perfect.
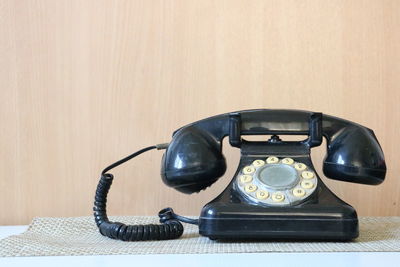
<box><xmin>323</xmin><ymin>119</ymin><xmax>386</xmax><ymax>185</ymax></box>
<box><xmin>161</xmin><ymin>126</ymin><xmax>227</xmax><ymax>194</ymax></box>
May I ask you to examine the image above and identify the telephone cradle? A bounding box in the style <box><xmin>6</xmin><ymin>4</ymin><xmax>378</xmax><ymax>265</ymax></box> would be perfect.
<box><xmin>94</xmin><ymin>109</ymin><xmax>386</xmax><ymax>241</ymax></box>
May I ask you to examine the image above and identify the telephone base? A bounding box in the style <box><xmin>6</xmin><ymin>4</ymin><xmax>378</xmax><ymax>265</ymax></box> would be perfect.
<box><xmin>199</xmin><ymin>203</ymin><xmax>358</xmax><ymax>241</ymax></box>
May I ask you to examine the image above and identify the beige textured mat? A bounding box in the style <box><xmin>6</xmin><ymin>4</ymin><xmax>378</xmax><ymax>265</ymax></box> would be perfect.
<box><xmin>1</xmin><ymin>216</ymin><xmax>400</xmax><ymax>257</ymax></box>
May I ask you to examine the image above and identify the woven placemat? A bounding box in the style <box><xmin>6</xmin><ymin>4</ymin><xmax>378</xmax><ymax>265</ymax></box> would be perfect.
<box><xmin>1</xmin><ymin>216</ymin><xmax>400</xmax><ymax>257</ymax></box>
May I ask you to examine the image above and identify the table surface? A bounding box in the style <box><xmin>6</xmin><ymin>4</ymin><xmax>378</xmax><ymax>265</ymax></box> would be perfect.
<box><xmin>1</xmin><ymin>225</ymin><xmax>399</xmax><ymax>267</ymax></box>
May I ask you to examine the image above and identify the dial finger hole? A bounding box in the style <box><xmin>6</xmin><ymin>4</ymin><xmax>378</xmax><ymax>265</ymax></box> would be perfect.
<box><xmin>292</xmin><ymin>188</ymin><xmax>306</xmax><ymax>197</ymax></box>
<box><xmin>242</xmin><ymin>166</ymin><xmax>255</xmax><ymax>174</ymax></box>
<box><xmin>240</xmin><ymin>175</ymin><xmax>253</xmax><ymax>184</ymax></box>
<box><xmin>252</xmin><ymin>159</ymin><xmax>265</xmax><ymax>167</ymax></box>
<box><xmin>294</xmin><ymin>163</ymin><xmax>307</xmax><ymax>171</ymax></box>
<box><xmin>282</xmin><ymin>158</ymin><xmax>294</xmax><ymax>165</ymax></box>
<box><xmin>245</xmin><ymin>184</ymin><xmax>257</xmax><ymax>193</ymax></box>
<box><xmin>266</xmin><ymin>156</ymin><xmax>279</xmax><ymax>164</ymax></box>
<box><xmin>301</xmin><ymin>180</ymin><xmax>314</xmax><ymax>189</ymax></box>
<box><xmin>301</xmin><ymin>171</ymin><xmax>314</xmax><ymax>179</ymax></box>
<box><xmin>256</xmin><ymin>190</ymin><xmax>269</xmax><ymax>200</ymax></box>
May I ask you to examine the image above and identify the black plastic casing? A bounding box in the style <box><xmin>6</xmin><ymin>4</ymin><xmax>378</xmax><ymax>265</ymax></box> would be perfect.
<box><xmin>161</xmin><ymin>127</ymin><xmax>227</xmax><ymax>194</ymax></box>
<box><xmin>199</xmin><ymin>141</ymin><xmax>358</xmax><ymax>240</ymax></box>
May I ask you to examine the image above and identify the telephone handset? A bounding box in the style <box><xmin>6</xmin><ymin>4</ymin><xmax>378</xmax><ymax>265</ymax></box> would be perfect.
<box><xmin>94</xmin><ymin>109</ymin><xmax>386</xmax><ymax>241</ymax></box>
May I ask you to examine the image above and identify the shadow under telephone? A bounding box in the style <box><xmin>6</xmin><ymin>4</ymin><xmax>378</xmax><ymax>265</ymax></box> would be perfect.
<box><xmin>94</xmin><ymin>109</ymin><xmax>386</xmax><ymax>241</ymax></box>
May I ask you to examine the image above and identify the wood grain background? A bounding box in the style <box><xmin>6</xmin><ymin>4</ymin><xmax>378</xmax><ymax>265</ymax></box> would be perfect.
<box><xmin>1</xmin><ymin>0</ymin><xmax>399</xmax><ymax>225</ymax></box>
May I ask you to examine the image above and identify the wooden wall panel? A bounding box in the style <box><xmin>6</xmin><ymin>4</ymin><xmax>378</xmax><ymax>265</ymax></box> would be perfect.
<box><xmin>0</xmin><ymin>0</ymin><xmax>399</xmax><ymax>225</ymax></box>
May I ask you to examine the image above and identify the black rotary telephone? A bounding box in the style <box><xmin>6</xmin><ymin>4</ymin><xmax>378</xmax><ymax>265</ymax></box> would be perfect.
<box><xmin>94</xmin><ymin>109</ymin><xmax>386</xmax><ymax>241</ymax></box>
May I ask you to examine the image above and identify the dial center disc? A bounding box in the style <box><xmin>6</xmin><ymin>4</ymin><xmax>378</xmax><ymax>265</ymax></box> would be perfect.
<box><xmin>257</xmin><ymin>164</ymin><xmax>298</xmax><ymax>189</ymax></box>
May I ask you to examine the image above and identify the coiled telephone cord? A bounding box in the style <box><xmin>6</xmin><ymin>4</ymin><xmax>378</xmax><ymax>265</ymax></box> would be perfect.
<box><xmin>93</xmin><ymin>145</ymin><xmax>198</xmax><ymax>241</ymax></box>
